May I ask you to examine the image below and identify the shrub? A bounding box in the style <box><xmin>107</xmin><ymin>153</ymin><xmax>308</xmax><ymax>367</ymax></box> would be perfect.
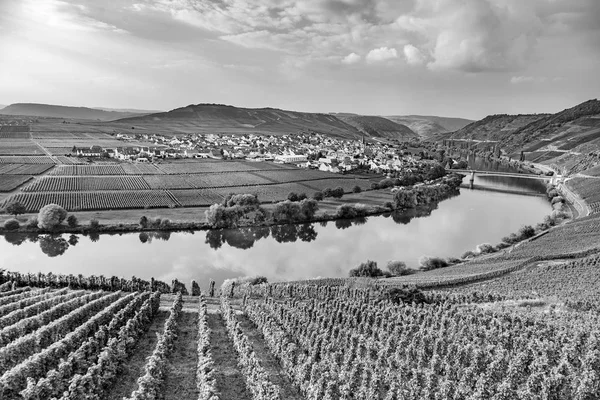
<box><xmin>551</xmin><ymin>196</ymin><xmax>564</xmax><ymax>205</ymax></box>
<box><xmin>160</xmin><ymin>219</ymin><xmax>171</xmax><ymax>228</ymax></box>
<box><xmin>382</xmin><ymin>287</ymin><xmax>428</xmax><ymax>305</ymax></box>
<box><xmin>206</xmin><ymin>204</ymin><xmax>242</xmax><ymax>228</ymax></box>
<box><xmin>419</xmin><ymin>256</ymin><xmax>448</xmax><ymax>271</ymax></box>
<box><xmin>139</xmin><ymin>216</ymin><xmax>148</xmax><ymax>228</ymax></box>
<box><xmin>299</xmin><ymin>198</ymin><xmax>319</xmax><ymax>220</ymax></box>
<box><xmin>297</xmin><ymin>193</ymin><xmax>307</xmax><ymax>201</ymax></box>
<box><xmin>152</xmin><ymin>218</ymin><xmax>162</xmax><ymax>228</ymax></box>
<box><xmin>26</xmin><ymin>216</ymin><xmax>38</xmax><ymax>229</ymax></box>
<box><xmin>378</xmin><ymin>178</ymin><xmax>395</xmax><ymax>189</ymax></box>
<box><xmin>226</xmin><ymin>194</ymin><xmax>260</xmax><ymax>208</ymax></box>
<box><xmin>384</xmin><ymin>201</ymin><xmax>394</xmax><ymax>209</ymax></box>
<box><xmin>502</xmin><ymin>233</ymin><xmax>520</xmax><ymax>245</ymax></box>
<box><xmin>191</xmin><ymin>280</ymin><xmax>201</xmax><ymax>296</ymax></box>
<box><xmin>287</xmin><ymin>192</ymin><xmax>299</xmax><ymax>202</ymax></box>
<box><xmin>38</xmin><ymin>204</ymin><xmax>67</xmax><ymax>230</ymax></box>
<box><xmin>323</xmin><ymin>188</ymin><xmax>333</xmax><ymax>197</ymax></box>
<box><xmin>272</xmin><ymin>200</ymin><xmax>302</xmax><ymax>222</ymax></box>
<box><xmin>352</xmin><ymin>185</ymin><xmax>362</xmax><ymax>193</ymax></box>
<box><xmin>476</xmin><ymin>243</ymin><xmax>496</xmax><ymax>254</ymax></box>
<box><xmin>349</xmin><ymin>260</ymin><xmax>385</xmax><ymax>277</ymax></box>
<box><xmin>337</xmin><ymin>204</ymin><xmax>357</xmax><ymax>219</ymax></box>
<box><xmin>67</xmin><ymin>215</ymin><xmax>78</xmax><ymax>228</ymax></box>
<box><xmin>387</xmin><ymin>260</ymin><xmax>413</xmax><ymax>276</ymax></box>
<box><xmin>89</xmin><ymin>218</ymin><xmax>100</xmax><ymax>230</ymax></box>
<box><xmin>313</xmin><ymin>191</ymin><xmax>324</xmax><ymax>201</ymax></box>
<box><xmin>331</xmin><ymin>187</ymin><xmax>345</xmax><ymax>198</ymax></box>
<box><xmin>4</xmin><ymin>219</ymin><xmax>20</xmax><ymax>231</ymax></box>
<box><xmin>370</xmin><ymin>182</ymin><xmax>380</xmax><ymax>190</ymax></box>
<box><xmin>446</xmin><ymin>257</ymin><xmax>462</xmax><ymax>265</ymax></box>
<box><xmin>518</xmin><ymin>225</ymin><xmax>536</xmax><ymax>240</ymax></box>
<box><xmin>4</xmin><ymin>201</ymin><xmax>26</xmax><ymax>217</ymax></box>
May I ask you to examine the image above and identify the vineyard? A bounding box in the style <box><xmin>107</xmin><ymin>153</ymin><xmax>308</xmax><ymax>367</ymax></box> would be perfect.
<box><xmin>22</xmin><ymin>176</ymin><xmax>150</xmax><ymax>192</ymax></box>
<box><xmin>0</xmin><ymin>176</ymin><xmax>32</xmax><ymax>192</ymax></box>
<box><xmin>0</xmin><ymin>156</ymin><xmax>55</xmax><ymax>164</ymax></box>
<box><xmin>2</xmin><ymin>190</ymin><xmax>177</xmax><ymax>212</ymax></box>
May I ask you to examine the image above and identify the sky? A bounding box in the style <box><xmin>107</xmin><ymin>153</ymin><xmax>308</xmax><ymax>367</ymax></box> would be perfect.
<box><xmin>0</xmin><ymin>0</ymin><xmax>599</xmax><ymax>119</ymax></box>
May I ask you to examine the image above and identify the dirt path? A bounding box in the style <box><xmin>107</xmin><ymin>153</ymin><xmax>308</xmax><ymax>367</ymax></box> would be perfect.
<box><xmin>104</xmin><ymin>309</ymin><xmax>169</xmax><ymax>400</ymax></box>
<box><xmin>206</xmin><ymin>311</ymin><xmax>251</xmax><ymax>400</ymax></box>
<box><xmin>236</xmin><ymin>312</ymin><xmax>303</xmax><ymax>400</ymax></box>
<box><xmin>163</xmin><ymin>309</ymin><xmax>199</xmax><ymax>400</ymax></box>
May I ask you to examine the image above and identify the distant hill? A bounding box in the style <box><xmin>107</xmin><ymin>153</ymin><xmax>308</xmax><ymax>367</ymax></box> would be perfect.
<box><xmin>114</xmin><ymin>103</ymin><xmax>365</xmax><ymax>139</ymax></box>
<box><xmin>443</xmin><ymin>99</ymin><xmax>600</xmax><ymax>174</ymax></box>
<box><xmin>0</xmin><ymin>105</ymin><xmax>6</xmax><ymax>110</ymax></box>
<box><xmin>93</xmin><ymin>107</ymin><xmax>163</xmax><ymax>114</ymax></box>
<box><xmin>0</xmin><ymin>103</ymin><xmax>150</xmax><ymax>121</ymax></box>
<box><xmin>334</xmin><ymin>115</ymin><xmax>417</xmax><ymax>140</ymax></box>
<box><xmin>384</xmin><ymin>115</ymin><xmax>473</xmax><ymax>139</ymax></box>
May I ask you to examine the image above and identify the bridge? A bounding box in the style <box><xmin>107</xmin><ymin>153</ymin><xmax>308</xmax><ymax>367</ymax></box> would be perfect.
<box><xmin>448</xmin><ymin>169</ymin><xmax>557</xmax><ymax>183</ymax></box>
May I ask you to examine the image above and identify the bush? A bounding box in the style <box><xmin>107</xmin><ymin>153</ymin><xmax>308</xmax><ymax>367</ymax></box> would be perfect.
<box><xmin>446</xmin><ymin>257</ymin><xmax>462</xmax><ymax>265</ymax></box>
<box><xmin>313</xmin><ymin>191</ymin><xmax>324</xmax><ymax>201</ymax></box>
<box><xmin>387</xmin><ymin>260</ymin><xmax>413</xmax><ymax>276</ymax></box>
<box><xmin>272</xmin><ymin>200</ymin><xmax>302</xmax><ymax>222</ymax></box>
<box><xmin>349</xmin><ymin>260</ymin><xmax>385</xmax><ymax>277</ymax></box>
<box><xmin>89</xmin><ymin>218</ymin><xmax>100</xmax><ymax>230</ymax></box>
<box><xmin>323</xmin><ymin>188</ymin><xmax>333</xmax><ymax>197</ymax></box>
<box><xmin>4</xmin><ymin>201</ymin><xmax>26</xmax><ymax>217</ymax></box>
<box><xmin>476</xmin><ymin>243</ymin><xmax>496</xmax><ymax>254</ymax></box>
<box><xmin>381</xmin><ymin>287</ymin><xmax>428</xmax><ymax>305</ymax></box>
<box><xmin>337</xmin><ymin>204</ymin><xmax>357</xmax><ymax>219</ymax></box>
<box><xmin>378</xmin><ymin>178</ymin><xmax>395</xmax><ymax>189</ymax></box>
<box><xmin>287</xmin><ymin>192</ymin><xmax>299</xmax><ymax>202</ymax></box>
<box><xmin>419</xmin><ymin>256</ymin><xmax>448</xmax><ymax>271</ymax></box>
<box><xmin>38</xmin><ymin>204</ymin><xmax>68</xmax><ymax>230</ymax></box>
<box><xmin>67</xmin><ymin>215</ymin><xmax>78</xmax><ymax>228</ymax></box>
<box><xmin>4</xmin><ymin>219</ymin><xmax>20</xmax><ymax>231</ymax></box>
<box><xmin>518</xmin><ymin>225</ymin><xmax>536</xmax><ymax>240</ymax></box>
<box><xmin>160</xmin><ymin>219</ymin><xmax>171</xmax><ymax>228</ymax></box>
<box><xmin>502</xmin><ymin>233</ymin><xmax>520</xmax><ymax>245</ymax></box>
<box><xmin>152</xmin><ymin>218</ymin><xmax>162</xmax><ymax>228</ymax></box>
<box><xmin>297</xmin><ymin>193</ymin><xmax>307</xmax><ymax>201</ymax></box>
<box><xmin>331</xmin><ymin>187</ymin><xmax>345</xmax><ymax>198</ymax></box>
<box><xmin>551</xmin><ymin>196</ymin><xmax>564</xmax><ymax>205</ymax></box>
<box><xmin>139</xmin><ymin>216</ymin><xmax>148</xmax><ymax>228</ymax></box>
<box><xmin>225</xmin><ymin>194</ymin><xmax>260</xmax><ymax>209</ymax></box>
<box><xmin>352</xmin><ymin>185</ymin><xmax>362</xmax><ymax>193</ymax></box>
<box><xmin>26</xmin><ymin>217</ymin><xmax>38</xmax><ymax>229</ymax></box>
<box><xmin>370</xmin><ymin>182</ymin><xmax>380</xmax><ymax>190</ymax></box>
<box><xmin>384</xmin><ymin>201</ymin><xmax>394</xmax><ymax>209</ymax></box>
<box><xmin>299</xmin><ymin>199</ymin><xmax>319</xmax><ymax>220</ymax></box>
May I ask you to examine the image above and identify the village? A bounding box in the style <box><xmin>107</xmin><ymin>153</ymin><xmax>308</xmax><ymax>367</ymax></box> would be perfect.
<box><xmin>72</xmin><ymin>130</ymin><xmax>429</xmax><ymax>174</ymax></box>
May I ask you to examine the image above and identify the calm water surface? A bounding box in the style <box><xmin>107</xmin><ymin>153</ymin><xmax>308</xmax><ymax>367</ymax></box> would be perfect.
<box><xmin>0</xmin><ymin>180</ymin><xmax>551</xmax><ymax>287</ymax></box>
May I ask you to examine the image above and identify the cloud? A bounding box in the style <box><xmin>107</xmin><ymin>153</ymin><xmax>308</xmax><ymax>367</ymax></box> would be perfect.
<box><xmin>366</xmin><ymin>47</ymin><xmax>398</xmax><ymax>63</ymax></box>
<box><xmin>341</xmin><ymin>52</ymin><xmax>361</xmax><ymax>64</ymax></box>
<box><xmin>403</xmin><ymin>44</ymin><xmax>425</xmax><ymax>65</ymax></box>
<box><xmin>510</xmin><ymin>76</ymin><xmax>562</xmax><ymax>84</ymax></box>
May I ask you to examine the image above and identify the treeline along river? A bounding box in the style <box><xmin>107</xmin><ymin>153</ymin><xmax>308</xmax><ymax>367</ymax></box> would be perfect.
<box><xmin>0</xmin><ymin>176</ymin><xmax>551</xmax><ymax>287</ymax></box>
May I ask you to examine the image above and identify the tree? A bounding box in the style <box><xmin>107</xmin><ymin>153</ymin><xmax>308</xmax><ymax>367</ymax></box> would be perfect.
<box><xmin>139</xmin><ymin>216</ymin><xmax>149</xmax><ymax>228</ymax></box>
<box><xmin>419</xmin><ymin>256</ymin><xmax>448</xmax><ymax>271</ymax></box>
<box><xmin>67</xmin><ymin>215</ymin><xmax>78</xmax><ymax>228</ymax></box>
<box><xmin>4</xmin><ymin>219</ymin><xmax>20</xmax><ymax>231</ymax></box>
<box><xmin>353</xmin><ymin>185</ymin><xmax>362</xmax><ymax>193</ymax></box>
<box><xmin>349</xmin><ymin>260</ymin><xmax>385</xmax><ymax>277</ymax></box>
<box><xmin>331</xmin><ymin>187</ymin><xmax>345</xmax><ymax>198</ymax></box>
<box><xmin>518</xmin><ymin>225</ymin><xmax>536</xmax><ymax>240</ymax></box>
<box><xmin>4</xmin><ymin>201</ymin><xmax>26</xmax><ymax>217</ymax></box>
<box><xmin>313</xmin><ymin>191</ymin><xmax>324</xmax><ymax>201</ymax></box>
<box><xmin>37</xmin><ymin>204</ymin><xmax>67</xmax><ymax>230</ymax></box>
<box><xmin>287</xmin><ymin>192</ymin><xmax>299</xmax><ymax>202</ymax></box>
<box><xmin>387</xmin><ymin>260</ymin><xmax>413</xmax><ymax>276</ymax></box>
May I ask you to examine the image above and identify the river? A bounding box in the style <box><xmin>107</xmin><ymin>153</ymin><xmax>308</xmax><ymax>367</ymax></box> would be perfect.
<box><xmin>0</xmin><ymin>176</ymin><xmax>552</xmax><ymax>288</ymax></box>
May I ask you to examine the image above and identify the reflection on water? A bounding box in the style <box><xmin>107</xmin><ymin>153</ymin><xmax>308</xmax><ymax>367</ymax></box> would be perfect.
<box><xmin>0</xmin><ymin>189</ymin><xmax>551</xmax><ymax>287</ymax></box>
<box><xmin>462</xmin><ymin>174</ymin><xmax>548</xmax><ymax>195</ymax></box>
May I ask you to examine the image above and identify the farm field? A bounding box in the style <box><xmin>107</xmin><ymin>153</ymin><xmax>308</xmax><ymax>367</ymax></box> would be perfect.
<box><xmin>0</xmin><ymin>176</ymin><xmax>32</xmax><ymax>192</ymax></box>
<box><xmin>1</xmin><ymin>274</ymin><xmax>599</xmax><ymax>400</ymax></box>
<box><xmin>566</xmin><ymin>176</ymin><xmax>600</xmax><ymax>207</ymax></box>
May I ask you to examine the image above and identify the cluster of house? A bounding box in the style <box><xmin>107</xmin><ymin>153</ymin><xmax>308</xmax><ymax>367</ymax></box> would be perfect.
<box><xmin>71</xmin><ymin>131</ymin><xmax>427</xmax><ymax>173</ymax></box>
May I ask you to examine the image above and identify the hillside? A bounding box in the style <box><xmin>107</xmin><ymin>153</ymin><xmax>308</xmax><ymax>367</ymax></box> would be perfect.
<box><xmin>0</xmin><ymin>103</ymin><xmax>149</xmax><ymax>121</ymax></box>
<box><xmin>334</xmin><ymin>115</ymin><xmax>417</xmax><ymax>140</ymax></box>
<box><xmin>384</xmin><ymin>115</ymin><xmax>473</xmax><ymax>139</ymax></box>
<box><xmin>115</xmin><ymin>103</ymin><xmax>364</xmax><ymax>138</ymax></box>
<box><xmin>442</xmin><ymin>99</ymin><xmax>600</xmax><ymax>174</ymax></box>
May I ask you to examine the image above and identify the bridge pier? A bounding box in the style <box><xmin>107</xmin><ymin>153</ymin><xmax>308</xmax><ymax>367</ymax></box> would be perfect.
<box><xmin>470</xmin><ymin>171</ymin><xmax>475</xmax><ymax>188</ymax></box>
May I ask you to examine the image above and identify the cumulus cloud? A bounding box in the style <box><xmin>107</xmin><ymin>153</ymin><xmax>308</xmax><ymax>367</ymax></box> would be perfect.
<box><xmin>366</xmin><ymin>47</ymin><xmax>398</xmax><ymax>63</ymax></box>
<box><xmin>403</xmin><ymin>44</ymin><xmax>426</xmax><ymax>65</ymax></box>
<box><xmin>341</xmin><ymin>52</ymin><xmax>361</xmax><ymax>64</ymax></box>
